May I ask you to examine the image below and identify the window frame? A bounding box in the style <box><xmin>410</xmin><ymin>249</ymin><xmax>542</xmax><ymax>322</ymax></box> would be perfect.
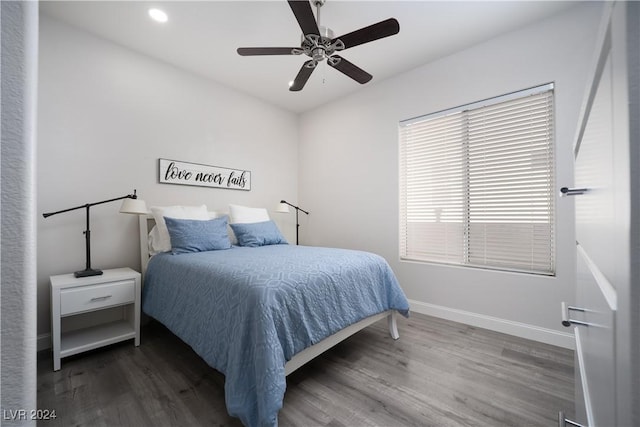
<box><xmin>398</xmin><ymin>83</ymin><xmax>556</xmax><ymax>276</ymax></box>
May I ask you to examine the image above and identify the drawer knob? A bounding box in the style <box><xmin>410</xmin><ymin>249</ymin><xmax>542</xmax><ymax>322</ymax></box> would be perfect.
<box><xmin>90</xmin><ymin>295</ymin><xmax>112</xmax><ymax>302</ymax></box>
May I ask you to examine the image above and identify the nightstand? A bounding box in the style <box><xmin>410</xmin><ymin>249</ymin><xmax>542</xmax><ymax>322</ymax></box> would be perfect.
<box><xmin>50</xmin><ymin>267</ymin><xmax>141</xmax><ymax>371</ymax></box>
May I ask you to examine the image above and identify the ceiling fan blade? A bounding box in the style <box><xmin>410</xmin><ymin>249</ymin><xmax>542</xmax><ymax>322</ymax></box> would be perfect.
<box><xmin>237</xmin><ymin>47</ymin><xmax>300</xmax><ymax>56</ymax></box>
<box><xmin>328</xmin><ymin>55</ymin><xmax>372</xmax><ymax>84</ymax></box>
<box><xmin>288</xmin><ymin>0</ymin><xmax>320</xmax><ymax>36</ymax></box>
<box><xmin>290</xmin><ymin>60</ymin><xmax>316</xmax><ymax>91</ymax></box>
<box><xmin>332</xmin><ymin>18</ymin><xmax>400</xmax><ymax>50</ymax></box>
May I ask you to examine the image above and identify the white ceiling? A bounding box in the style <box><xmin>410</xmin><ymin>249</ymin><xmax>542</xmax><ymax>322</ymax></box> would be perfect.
<box><xmin>40</xmin><ymin>1</ymin><xmax>579</xmax><ymax>113</ymax></box>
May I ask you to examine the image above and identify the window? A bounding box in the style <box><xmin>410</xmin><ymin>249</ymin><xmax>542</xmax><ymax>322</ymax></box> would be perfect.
<box><xmin>399</xmin><ymin>84</ymin><xmax>555</xmax><ymax>275</ymax></box>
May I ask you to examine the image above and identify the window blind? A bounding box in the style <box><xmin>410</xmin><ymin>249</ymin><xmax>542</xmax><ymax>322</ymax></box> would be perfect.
<box><xmin>399</xmin><ymin>84</ymin><xmax>555</xmax><ymax>275</ymax></box>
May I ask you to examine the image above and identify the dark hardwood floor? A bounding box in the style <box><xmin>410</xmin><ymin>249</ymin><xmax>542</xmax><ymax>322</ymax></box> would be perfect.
<box><xmin>37</xmin><ymin>313</ymin><xmax>574</xmax><ymax>426</ymax></box>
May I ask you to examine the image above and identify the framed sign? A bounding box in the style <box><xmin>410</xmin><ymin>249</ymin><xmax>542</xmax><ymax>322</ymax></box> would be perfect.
<box><xmin>158</xmin><ymin>158</ymin><xmax>251</xmax><ymax>191</ymax></box>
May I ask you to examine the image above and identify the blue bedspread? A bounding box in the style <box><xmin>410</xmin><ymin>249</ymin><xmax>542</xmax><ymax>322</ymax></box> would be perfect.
<box><xmin>142</xmin><ymin>244</ymin><xmax>409</xmax><ymax>427</ymax></box>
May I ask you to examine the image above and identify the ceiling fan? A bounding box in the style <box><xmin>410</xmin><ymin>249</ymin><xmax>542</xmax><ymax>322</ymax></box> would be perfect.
<box><xmin>237</xmin><ymin>0</ymin><xmax>400</xmax><ymax>91</ymax></box>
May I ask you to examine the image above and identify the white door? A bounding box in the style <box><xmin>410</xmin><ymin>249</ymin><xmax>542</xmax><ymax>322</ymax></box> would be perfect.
<box><xmin>561</xmin><ymin>2</ymin><xmax>639</xmax><ymax>427</ymax></box>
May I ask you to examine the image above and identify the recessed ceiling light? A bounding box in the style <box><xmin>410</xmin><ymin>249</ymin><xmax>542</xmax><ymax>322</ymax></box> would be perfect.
<box><xmin>288</xmin><ymin>81</ymin><xmax>294</xmax><ymax>87</ymax></box>
<box><xmin>148</xmin><ymin>8</ymin><xmax>168</xmax><ymax>23</ymax></box>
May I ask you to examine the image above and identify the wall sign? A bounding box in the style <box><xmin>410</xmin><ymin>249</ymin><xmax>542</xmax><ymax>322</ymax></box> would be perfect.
<box><xmin>158</xmin><ymin>158</ymin><xmax>251</xmax><ymax>191</ymax></box>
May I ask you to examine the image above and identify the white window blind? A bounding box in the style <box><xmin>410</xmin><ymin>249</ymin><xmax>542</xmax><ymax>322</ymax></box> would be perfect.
<box><xmin>399</xmin><ymin>84</ymin><xmax>555</xmax><ymax>275</ymax></box>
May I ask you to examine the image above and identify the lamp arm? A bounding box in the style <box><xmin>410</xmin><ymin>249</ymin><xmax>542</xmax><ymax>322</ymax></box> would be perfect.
<box><xmin>42</xmin><ymin>189</ymin><xmax>140</xmax><ymax>278</ymax></box>
<box><xmin>279</xmin><ymin>200</ymin><xmax>309</xmax><ymax>215</ymax></box>
<box><xmin>43</xmin><ymin>190</ymin><xmax>138</xmax><ymax>218</ymax></box>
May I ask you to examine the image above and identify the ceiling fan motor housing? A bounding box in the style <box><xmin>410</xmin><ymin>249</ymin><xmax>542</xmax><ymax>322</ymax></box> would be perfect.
<box><xmin>317</xmin><ymin>25</ymin><xmax>333</xmax><ymax>40</ymax></box>
<box><xmin>300</xmin><ymin>26</ymin><xmax>344</xmax><ymax>66</ymax></box>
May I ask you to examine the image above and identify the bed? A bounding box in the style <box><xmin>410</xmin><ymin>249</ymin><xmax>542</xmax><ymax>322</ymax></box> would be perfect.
<box><xmin>138</xmin><ymin>206</ymin><xmax>410</xmax><ymax>427</ymax></box>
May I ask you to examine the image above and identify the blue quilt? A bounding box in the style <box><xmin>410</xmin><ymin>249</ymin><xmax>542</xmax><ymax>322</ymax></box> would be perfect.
<box><xmin>142</xmin><ymin>244</ymin><xmax>409</xmax><ymax>427</ymax></box>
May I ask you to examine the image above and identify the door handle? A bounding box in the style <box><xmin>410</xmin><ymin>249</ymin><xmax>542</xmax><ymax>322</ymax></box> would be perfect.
<box><xmin>560</xmin><ymin>187</ymin><xmax>588</xmax><ymax>196</ymax></box>
<box><xmin>561</xmin><ymin>302</ymin><xmax>591</xmax><ymax>327</ymax></box>
<box><xmin>558</xmin><ymin>411</ymin><xmax>585</xmax><ymax>427</ymax></box>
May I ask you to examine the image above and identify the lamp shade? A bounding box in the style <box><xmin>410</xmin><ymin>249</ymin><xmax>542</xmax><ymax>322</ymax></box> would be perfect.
<box><xmin>120</xmin><ymin>198</ymin><xmax>148</xmax><ymax>214</ymax></box>
<box><xmin>275</xmin><ymin>202</ymin><xmax>290</xmax><ymax>213</ymax></box>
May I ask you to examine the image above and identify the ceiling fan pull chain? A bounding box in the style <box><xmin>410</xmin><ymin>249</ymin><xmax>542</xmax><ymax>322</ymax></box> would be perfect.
<box><xmin>322</xmin><ymin>61</ymin><xmax>326</xmax><ymax>85</ymax></box>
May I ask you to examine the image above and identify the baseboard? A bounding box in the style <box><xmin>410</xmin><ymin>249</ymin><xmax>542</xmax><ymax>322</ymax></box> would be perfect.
<box><xmin>408</xmin><ymin>299</ymin><xmax>575</xmax><ymax>350</ymax></box>
<box><xmin>38</xmin><ymin>333</ymin><xmax>51</xmax><ymax>352</ymax></box>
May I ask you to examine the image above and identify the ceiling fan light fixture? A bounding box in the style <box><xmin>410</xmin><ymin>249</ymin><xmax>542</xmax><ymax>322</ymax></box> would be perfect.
<box><xmin>312</xmin><ymin>48</ymin><xmax>325</xmax><ymax>62</ymax></box>
<box><xmin>148</xmin><ymin>8</ymin><xmax>168</xmax><ymax>23</ymax></box>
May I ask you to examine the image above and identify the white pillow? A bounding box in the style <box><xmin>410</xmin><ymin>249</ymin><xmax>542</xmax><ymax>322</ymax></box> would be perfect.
<box><xmin>208</xmin><ymin>211</ymin><xmax>225</xmax><ymax>219</ymax></box>
<box><xmin>229</xmin><ymin>204</ymin><xmax>270</xmax><ymax>224</ymax></box>
<box><xmin>149</xmin><ymin>205</ymin><xmax>209</xmax><ymax>254</ymax></box>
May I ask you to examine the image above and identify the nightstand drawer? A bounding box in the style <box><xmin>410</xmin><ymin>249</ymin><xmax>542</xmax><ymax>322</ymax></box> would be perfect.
<box><xmin>60</xmin><ymin>279</ymin><xmax>135</xmax><ymax>316</ymax></box>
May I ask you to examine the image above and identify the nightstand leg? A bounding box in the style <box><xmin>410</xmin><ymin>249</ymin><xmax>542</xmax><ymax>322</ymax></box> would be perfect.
<box><xmin>52</xmin><ymin>288</ymin><xmax>61</xmax><ymax>371</ymax></box>
<box><xmin>53</xmin><ymin>353</ymin><xmax>61</xmax><ymax>371</ymax></box>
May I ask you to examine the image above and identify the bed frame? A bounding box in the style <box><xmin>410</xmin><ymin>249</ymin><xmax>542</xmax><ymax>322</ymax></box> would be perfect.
<box><xmin>138</xmin><ymin>213</ymin><xmax>400</xmax><ymax>376</ymax></box>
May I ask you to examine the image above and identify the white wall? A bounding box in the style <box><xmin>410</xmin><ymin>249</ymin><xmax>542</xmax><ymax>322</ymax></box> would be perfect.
<box><xmin>37</xmin><ymin>4</ymin><xmax>604</xmax><ymax>350</ymax></box>
<box><xmin>1</xmin><ymin>1</ymin><xmax>39</xmax><ymax>422</ymax></box>
<box><xmin>298</xmin><ymin>3</ymin><xmax>604</xmax><ymax>347</ymax></box>
<box><xmin>37</xmin><ymin>16</ymin><xmax>299</xmax><ymax>344</ymax></box>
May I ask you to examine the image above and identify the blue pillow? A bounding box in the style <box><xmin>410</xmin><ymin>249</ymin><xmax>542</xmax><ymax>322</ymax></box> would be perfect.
<box><xmin>164</xmin><ymin>216</ymin><xmax>232</xmax><ymax>254</ymax></box>
<box><xmin>230</xmin><ymin>220</ymin><xmax>288</xmax><ymax>247</ymax></box>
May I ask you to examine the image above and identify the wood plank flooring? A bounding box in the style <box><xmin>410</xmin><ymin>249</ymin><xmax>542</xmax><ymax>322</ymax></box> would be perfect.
<box><xmin>37</xmin><ymin>313</ymin><xmax>574</xmax><ymax>426</ymax></box>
